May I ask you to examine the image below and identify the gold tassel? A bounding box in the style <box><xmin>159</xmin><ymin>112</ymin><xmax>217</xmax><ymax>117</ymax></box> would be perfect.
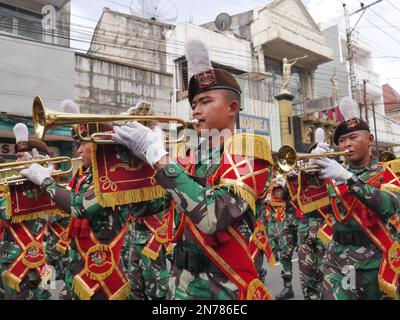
<box><xmin>216</xmin><ymin>184</ymin><xmax>256</xmax><ymax>214</ymax></box>
<box><xmin>226</xmin><ymin>133</ymin><xmax>273</xmax><ymax>164</ymax></box>
<box><xmin>110</xmin><ymin>282</ymin><xmax>131</xmax><ymax>300</ymax></box>
<box><xmin>381</xmin><ymin>184</ymin><xmax>400</xmax><ymax>193</ymax></box>
<box><xmin>10</xmin><ymin>209</ymin><xmax>63</xmax><ymax>224</ymax></box>
<box><xmin>2</xmin><ymin>270</ymin><xmax>21</xmax><ymax>293</ymax></box>
<box><xmin>141</xmin><ymin>246</ymin><xmax>160</xmax><ymax>261</ymax></box>
<box><xmin>268</xmin><ymin>254</ymin><xmax>276</xmax><ymax>269</ymax></box>
<box><xmin>317</xmin><ymin>228</ymin><xmax>333</xmax><ymax>246</ymax></box>
<box><xmin>56</xmin><ymin>243</ymin><xmax>68</xmax><ymax>255</ymax></box>
<box><xmin>72</xmin><ymin>275</ymin><xmax>94</xmax><ymax>300</ymax></box>
<box><xmin>378</xmin><ymin>275</ymin><xmax>399</xmax><ymax>300</ymax></box>
<box><xmin>94</xmin><ymin>186</ymin><xmax>165</xmax><ymax>209</ymax></box>
<box><xmin>384</xmin><ymin>159</ymin><xmax>400</xmax><ymax>174</ymax></box>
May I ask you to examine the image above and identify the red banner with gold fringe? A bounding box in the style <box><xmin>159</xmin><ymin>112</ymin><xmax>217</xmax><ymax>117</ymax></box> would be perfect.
<box><xmin>297</xmin><ymin>171</ymin><xmax>329</xmax><ymax>214</ymax></box>
<box><xmin>249</xmin><ymin>219</ymin><xmax>275</xmax><ymax>268</ymax></box>
<box><xmin>1</xmin><ymin>182</ymin><xmax>64</xmax><ymax>223</ymax></box>
<box><xmin>91</xmin><ymin>143</ymin><xmax>165</xmax><ymax>208</ymax></box>
<box><xmin>2</xmin><ymin>223</ymin><xmax>51</xmax><ymax>292</ymax></box>
<box><xmin>72</xmin><ymin>226</ymin><xmax>130</xmax><ymax>300</ymax></box>
<box><xmin>330</xmin><ymin>174</ymin><xmax>400</xmax><ymax>300</ymax></box>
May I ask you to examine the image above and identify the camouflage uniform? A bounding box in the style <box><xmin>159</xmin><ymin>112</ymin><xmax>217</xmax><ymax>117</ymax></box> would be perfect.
<box><xmin>121</xmin><ymin>214</ymin><xmax>170</xmax><ymax>300</ymax></box>
<box><xmin>154</xmin><ymin>144</ymin><xmax>268</xmax><ymax>300</ymax></box>
<box><xmin>265</xmin><ymin>204</ymin><xmax>282</xmax><ymax>262</ymax></box>
<box><xmin>46</xmin><ymin>167</ymin><xmax>163</xmax><ymax>300</ymax></box>
<box><xmin>297</xmin><ymin>212</ymin><xmax>326</xmax><ymax>300</ymax></box>
<box><xmin>0</xmin><ymin>199</ymin><xmax>51</xmax><ymax>300</ymax></box>
<box><xmin>276</xmin><ymin>187</ymin><xmax>299</xmax><ymax>299</ymax></box>
<box><xmin>45</xmin><ymin>215</ymin><xmax>71</xmax><ymax>300</ymax></box>
<box><xmin>323</xmin><ymin>159</ymin><xmax>400</xmax><ymax>300</ymax></box>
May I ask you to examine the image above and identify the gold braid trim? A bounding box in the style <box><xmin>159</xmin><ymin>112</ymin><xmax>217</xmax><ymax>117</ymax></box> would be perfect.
<box><xmin>378</xmin><ymin>274</ymin><xmax>399</xmax><ymax>300</ymax></box>
<box><xmin>383</xmin><ymin>159</ymin><xmax>400</xmax><ymax>173</ymax></box>
<box><xmin>381</xmin><ymin>184</ymin><xmax>400</xmax><ymax>194</ymax></box>
<box><xmin>91</xmin><ymin>143</ymin><xmax>165</xmax><ymax>208</ymax></box>
<box><xmin>72</xmin><ymin>274</ymin><xmax>95</xmax><ymax>300</ymax></box>
<box><xmin>141</xmin><ymin>246</ymin><xmax>160</xmax><ymax>261</ymax></box>
<box><xmin>215</xmin><ymin>184</ymin><xmax>256</xmax><ymax>214</ymax></box>
<box><xmin>317</xmin><ymin>227</ymin><xmax>333</xmax><ymax>246</ymax></box>
<box><xmin>109</xmin><ymin>282</ymin><xmax>131</xmax><ymax>300</ymax></box>
<box><xmin>2</xmin><ymin>270</ymin><xmax>21</xmax><ymax>293</ymax></box>
<box><xmin>83</xmin><ymin>244</ymin><xmax>115</xmax><ymax>282</ymax></box>
<box><xmin>268</xmin><ymin>255</ymin><xmax>276</xmax><ymax>268</ymax></box>
<box><xmin>55</xmin><ymin>243</ymin><xmax>68</xmax><ymax>255</ymax></box>
<box><xmin>225</xmin><ymin>133</ymin><xmax>273</xmax><ymax>164</ymax></box>
<box><xmin>10</xmin><ymin>209</ymin><xmax>63</xmax><ymax>224</ymax></box>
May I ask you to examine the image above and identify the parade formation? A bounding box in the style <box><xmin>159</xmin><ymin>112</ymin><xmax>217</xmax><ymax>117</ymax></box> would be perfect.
<box><xmin>0</xmin><ymin>37</ymin><xmax>399</xmax><ymax>301</ymax></box>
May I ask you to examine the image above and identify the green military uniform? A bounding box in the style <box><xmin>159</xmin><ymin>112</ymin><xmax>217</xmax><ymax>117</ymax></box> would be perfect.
<box><xmin>298</xmin><ymin>211</ymin><xmax>326</xmax><ymax>300</ymax></box>
<box><xmin>154</xmin><ymin>143</ymin><xmax>268</xmax><ymax>300</ymax></box>
<box><xmin>0</xmin><ymin>200</ymin><xmax>50</xmax><ymax>300</ymax></box>
<box><xmin>121</xmin><ymin>214</ymin><xmax>170</xmax><ymax>300</ymax></box>
<box><xmin>323</xmin><ymin>159</ymin><xmax>400</xmax><ymax>300</ymax></box>
<box><xmin>45</xmin><ymin>215</ymin><xmax>71</xmax><ymax>299</ymax></box>
<box><xmin>276</xmin><ymin>186</ymin><xmax>299</xmax><ymax>300</ymax></box>
<box><xmin>265</xmin><ymin>204</ymin><xmax>282</xmax><ymax>263</ymax></box>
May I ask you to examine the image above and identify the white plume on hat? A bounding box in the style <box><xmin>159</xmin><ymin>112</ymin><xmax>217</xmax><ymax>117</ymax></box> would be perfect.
<box><xmin>339</xmin><ymin>97</ymin><xmax>358</xmax><ymax>121</ymax></box>
<box><xmin>315</xmin><ymin>127</ymin><xmax>325</xmax><ymax>144</ymax></box>
<box><xmin>13</xmin><ymin>123</ymin><xmax>29</xmax><ymax>143</ymax></box>
<box><xmin>61</xmin><ymin>99</ymin><xmax>80</xmax><ymax>114</ymax></box>
<box><xmin>184</xmin><ymin>39</ymin><xmax>212</xmax><ymax>77</ymax></box>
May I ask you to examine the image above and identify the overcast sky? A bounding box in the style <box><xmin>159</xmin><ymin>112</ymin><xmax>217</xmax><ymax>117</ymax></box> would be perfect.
<box><xmin>70</xmin><ymin>0</ymin><xmax>400</xmax><ymax>92</ymax></box>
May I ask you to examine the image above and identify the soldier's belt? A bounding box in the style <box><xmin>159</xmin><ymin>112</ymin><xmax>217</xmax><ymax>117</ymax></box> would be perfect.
<box><xmin>172</xmin><ymin>245</ymin><xmax>223</xmax><ymax>274</ymax></box>
<box><xmin>333</xmin><ymin>231</ymin><xmax>373</xmax><ymax>246</ymax></box>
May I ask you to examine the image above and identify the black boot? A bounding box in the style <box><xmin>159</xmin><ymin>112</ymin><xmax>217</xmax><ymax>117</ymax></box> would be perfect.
<box><xmin>275</xmin><ymin>278</ymin><xmax>294</xmax><ymax>300</ymax></box>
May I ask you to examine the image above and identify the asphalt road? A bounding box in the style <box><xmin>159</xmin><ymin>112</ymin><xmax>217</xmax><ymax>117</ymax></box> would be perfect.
<box><xmin>264</xmin><ymin>253</ymin><xmax>304</xmax><ymax>300</ymax></box>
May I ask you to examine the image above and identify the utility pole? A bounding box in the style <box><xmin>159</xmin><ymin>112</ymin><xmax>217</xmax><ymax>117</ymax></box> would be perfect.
<box><xmin>343</xmin><ymin>0</ymin><xmax>383</xmax><ymax>106</ymax></box>
<box><xmin>363</xmin><ymin>79</ymin><xmax>369</xmax><ymax>125</ymax></box>
<box><xmin>372</xmin><ymin>100</ymin><xmax>379</xmax><ymax>153</ymax></box>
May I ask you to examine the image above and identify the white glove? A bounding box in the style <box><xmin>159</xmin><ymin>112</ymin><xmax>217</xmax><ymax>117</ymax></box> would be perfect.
<box><xmin>310</xmin><ymin>143</ymin><xmax>330</xmax><ymax>166</ymax></box>
<box><xmin>264</xmin><ymin>194</ymin><xmax>271</xmax><ymax>204</ymax></box>
<box><xmin>23</xmin><ymin>148</ymin><xmax>46</xmax><ymax>161</ymax></box>
<box><xmin>112</xmin><ymin>122</ymin><xmax>168</xmax><ymax>166</ymax></box>
<box><xmin>276</xmin><ymin>175</ymin><xmax>286</xmax><ymax>188</ymax></box>
<box><xmin>316</xmin><ymin>158</ymin><xmax>353</xmax><ymax>185</ymax></box>
<box><xmin>20</xmin><ymin>163</ymin><xmax>54</xmax><ymax>186</ymax></box>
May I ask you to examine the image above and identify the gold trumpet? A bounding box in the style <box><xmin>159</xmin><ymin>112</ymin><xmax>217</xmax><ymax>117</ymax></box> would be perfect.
<box><xmin>33</xmin><ymin>96</ymin><xmax>199</xmax><ymax>143</ymax></box>
<box><xmin>276</xmin><ymin>145</ymin><xmax>349</xmax><ymax>173</ymax></box>
<box><xmin>0</xmin><ymin>156</ymin><xmax>82</xmax><ymax>185</ymax></box>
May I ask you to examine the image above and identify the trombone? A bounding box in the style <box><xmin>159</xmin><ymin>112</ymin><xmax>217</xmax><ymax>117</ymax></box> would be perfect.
<box><xmin>379</xmin><ymin>151</ymin><xmax>397</xmax><ymax>163</ymax></box>
<box><xmin>276</xmin><ymin>145</ymin><xmax>349</xmax><ymax>173</ymax></box>
<box><xmin>33</xmin><ymin>96</ymin><xmax>199</xmax><ymax>143</ymax></box>
<box><xmin>0</xmin><ymin>156</ymin><xmax>82</xmax><ymax>185</ymax></box>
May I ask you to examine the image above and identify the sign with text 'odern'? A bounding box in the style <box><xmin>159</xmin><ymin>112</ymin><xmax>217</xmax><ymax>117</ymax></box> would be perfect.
<box><xmin>239</xmin><ymin>114</ymin><xmax>270</xmax><ymax>136</ymax></box>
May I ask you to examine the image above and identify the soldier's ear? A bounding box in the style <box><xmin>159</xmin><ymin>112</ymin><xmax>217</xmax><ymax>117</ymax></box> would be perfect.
<box><xmin>228</xmin><ymin>100</ymin><xmax>240</xmax><ymax>117</ymax></box>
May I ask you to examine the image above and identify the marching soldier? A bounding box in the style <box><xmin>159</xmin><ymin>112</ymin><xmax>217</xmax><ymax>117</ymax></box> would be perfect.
<box><xmin>297</xmin><ymin>135</ymin><xmax>329</xmax><ymax>300</ymax></box>
<box><xmin>118</xmin><ymin>101</ymin><xmax>170</xmax><ymax>301</ymax></box>
<box><xmin>314</xmin><ymin>97</ymin><xmax>400</xmax><ymax>300</ymax></box>
<box><xmin>264</xmin><ymin>188</ymin><xmax>282</xmax><ymax>263</ymax></box>
<box><xmin>20</xmin><ymin>118</ymin><xmax>137</xmax><ymax>300</ymax></box>
<box><xmin>44</xmin><ymin>100</ymin><xmax>79</xmax><ymax>300</ymax></box>
<box><xmin>275</xmin><ymin>174</ymin><xmax>299</xmax><ymax>300</ymax></box>
<box><xmin>0</xmin><ymin>123</ymin><xmax>52</xmax><ymax>300</ymax></box>
<box><xmin>112</xmin><ymin>39</ymin><xmax>274</xmax><ymax>300</ymax></box>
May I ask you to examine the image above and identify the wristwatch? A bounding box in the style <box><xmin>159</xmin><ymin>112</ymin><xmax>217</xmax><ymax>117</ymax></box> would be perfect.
<box><xmin>41</xmin><ymin>177</ymin><xmax>55</xmax><ymax>190</ymax></box>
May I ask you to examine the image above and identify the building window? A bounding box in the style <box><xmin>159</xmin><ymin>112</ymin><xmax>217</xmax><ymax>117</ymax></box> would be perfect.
<box><xmin>0</xmin><ymin>4</ymin><xmax>43</xmax><ymax>42</ymax></box>
<box><xmin>176</xmin><ymin>58</ymin><xmax>189</xmax><ymax>92</ymax></box>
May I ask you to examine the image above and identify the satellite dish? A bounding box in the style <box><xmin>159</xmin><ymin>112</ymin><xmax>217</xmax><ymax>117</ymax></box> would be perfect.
<box><xmin>129</xmin><ymin>0</ymin><xmax>178</xmax><ymax>23</ymax></box>
<box><xmin>215</xmin><ymin>13</ymin><xmax>232</xmax><ymax>32</ymax></box>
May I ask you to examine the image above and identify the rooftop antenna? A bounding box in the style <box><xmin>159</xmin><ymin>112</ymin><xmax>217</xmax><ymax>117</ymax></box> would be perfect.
<box><xmin>129</xmin><ymin>0</ymin><xmax>178</xmax><ymax>23</ymax></box>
